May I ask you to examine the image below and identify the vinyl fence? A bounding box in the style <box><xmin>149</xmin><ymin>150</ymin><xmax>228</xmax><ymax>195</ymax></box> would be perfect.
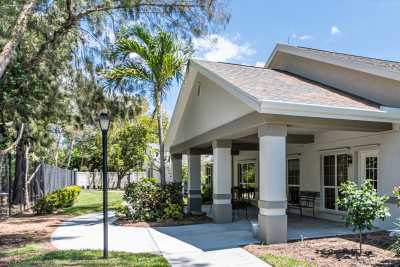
<box><xmin>76</xmin><ymin>171</ymin><xmax>146</xmax><ymax>189</ymax></box>
<box><xmin>39</xmin><ymin>164</ymin><xmax>76</xmax><ymax>195</ymax></box>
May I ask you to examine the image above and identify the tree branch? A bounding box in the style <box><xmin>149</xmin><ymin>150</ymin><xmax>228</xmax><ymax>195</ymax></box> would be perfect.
<box><xmin>27</xmin><ymin>163</ymin><xmax>41</xmax><ymax>184</ymax></box>
<box><xmin>24</xmin><ymin>1</ymin><xmax>207</xmax><ymax>69</ymax></box>
<box><xmin>0</xmin><ymin>123</ymin><xmax>25</xmax><ymax>156</ymax></box>
<box><xmin>76</xmin><ymin>2</ymin><xmax>205</xmax><ymax>20</ymax></box>
<box><xmin>0</xmin><ymin>0</ymin><xmax>38</xmax><ymax>78</ymax></box>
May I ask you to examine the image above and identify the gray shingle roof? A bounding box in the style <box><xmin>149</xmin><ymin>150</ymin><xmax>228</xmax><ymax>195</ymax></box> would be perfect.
<box><xmin>297</xmin><ymin>46</ymin><xmax>400</xmax><ymax>73</ymax></box>
<box><xmin>194</xmin><ymin>59</ymin><xmax>381</xmax><ymax>111</ymax></box>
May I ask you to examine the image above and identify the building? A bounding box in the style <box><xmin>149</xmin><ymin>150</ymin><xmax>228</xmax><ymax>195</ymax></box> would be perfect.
<box><xmin>167</xmin><ymin>44</ymin><xmax>400</xmax><ymax>244</ymax></box>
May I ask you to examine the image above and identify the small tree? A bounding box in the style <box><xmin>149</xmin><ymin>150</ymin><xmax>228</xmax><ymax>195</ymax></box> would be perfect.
<box><xmin>337</xmin><ymin>180</ymin><xmax>390</xmax><ymax>255</ymax></box>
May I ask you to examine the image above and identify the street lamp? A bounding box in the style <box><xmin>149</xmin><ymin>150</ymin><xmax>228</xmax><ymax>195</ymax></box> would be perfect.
<box><xmin>99</xmin><ymin>111</ymin><xmax>110</xmax><ymax>259</ymax></box>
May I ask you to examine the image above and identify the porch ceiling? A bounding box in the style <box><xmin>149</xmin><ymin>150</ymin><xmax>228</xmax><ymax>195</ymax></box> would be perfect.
<box><xmin>169</xmin><ymin>112</ymin><xmax>393</xmax><ymax>155</ymax></box>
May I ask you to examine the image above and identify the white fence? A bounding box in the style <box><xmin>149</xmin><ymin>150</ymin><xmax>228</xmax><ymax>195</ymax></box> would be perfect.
<box><xmin>76</xmin><ymin>171</ymin><xmax>146</xmax><ymax>189</ymax></box>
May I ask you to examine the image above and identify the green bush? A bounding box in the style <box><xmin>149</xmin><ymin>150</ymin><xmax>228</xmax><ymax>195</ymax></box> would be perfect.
<box><xmin>390</xmin><ymin>186</ymin><xmax>400</xmax><ymax>255</ymax></box>
<box><xmin>34</xmin><ymin>185</ymin><xmax>81</xmax><ymax>214</ymax></box>
<box><xmin>118</xmin><ymin>178</ymin><xmax>183</xmax><ymax>222</ymax></box>
<box><xmin>201</xmin><ymin>185</ymin><xmax>212</xmax><ymax>203</ymax></box>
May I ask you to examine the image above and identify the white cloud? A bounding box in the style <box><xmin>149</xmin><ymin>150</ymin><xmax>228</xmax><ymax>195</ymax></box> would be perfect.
<box><xmin>255</xmin><ymin>61</ymin><xmax>265</xmax><ymax>67</ymax></box>
<box><xmin>330</xmin><ymin>25</ymin><xmax>341</xmax><ymax>36</ymax></box>
<box><xmin>291</xmin><ymin>34</ymin><xmax>312</xmax><ymax>41</ymax></box>
<box><xmin>193</xmin><ymin>34</ymin><xmax>256</xmax><ymax>62</ymax></box>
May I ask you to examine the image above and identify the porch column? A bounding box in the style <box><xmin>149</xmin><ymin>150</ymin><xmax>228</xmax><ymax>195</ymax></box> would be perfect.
<box><xmin>212</xmin><ymin>140</ymin><xmax>232</xmax><ymax>223</ymax></box>
<box><xmin>188</xmin><ymin>153</ymin><xmax>202</xmax><ymax>214</ymax></box>
<box><xmin>171</xmin><ymin>154</ymin><xmax>182</xmax><ymax>184</ymax></box>
<box><xmin>258</xmin><ymin>124</ymin><xmax>287</xmax><ymax>244</ymax></box>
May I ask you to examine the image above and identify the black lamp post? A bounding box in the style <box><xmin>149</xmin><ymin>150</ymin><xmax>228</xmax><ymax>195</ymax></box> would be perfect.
<box><xmin>99</xmin><ymin>111</ymin><xmax>110</xmax><ymax>259</ymax></box>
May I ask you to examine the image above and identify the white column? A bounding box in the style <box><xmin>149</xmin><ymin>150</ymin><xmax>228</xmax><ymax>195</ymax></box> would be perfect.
<box><xmin>212</xmin><ymin>140</ymin><xmax>232</xmax><ymax>223</ymax></box>
<box><xmin>171</xmin><ymin>154</ymin><xmax>182</xmax><ymax>184</ymax></box>
<box><xmin>188</xmin><ymin>153</ymin><xmax>202</xmax><ymax>214</ymax></box>
<box><xmin>258</xmin><ymin>124</ymin><xmax>287</xmax><ymax>244</ymax></box>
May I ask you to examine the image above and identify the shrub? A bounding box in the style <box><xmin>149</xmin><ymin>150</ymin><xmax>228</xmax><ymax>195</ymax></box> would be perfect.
<box><xmin>390</xmin><ymin>186</ymin><xmax>400</xmax><ymax>255</ymax></box>
<box><xmin>119</xmin><ymin>178</ymin><xmax>183</xmax><ymax>222</ymax></box>
<box><xmin>201</xmin><ymin>185</ymin><xmax>212</xmax><ymax>203</ymax></box>
<box><xmin>34</xmin><ymin>185</ymin><xmax>81</xmax><ymax>214</ymax></box>
<box><xmin>337</xmin><ymin>180</ymin><xmax>390</xmax><ymax>255</ymax></box>
<box><xmin>163</xmin><ymin>203</ymin><xmax>183</xmax><ymax>221</ymax></box>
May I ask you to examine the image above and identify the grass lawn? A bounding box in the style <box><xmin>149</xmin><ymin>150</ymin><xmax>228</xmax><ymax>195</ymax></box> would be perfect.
<box><xmin>2</xmin><ymin>244</ymin><xmax>169</xmax><ymax>267</ymax></box>
<box><xmin>0</xmin><ymin>190</ymin><xmax>171</xmax><ymax>266</ymax></box>
<box><xmin>259</xmin><ymin>253</ymin><xmax>316</xmax><ymax>267</ymax></box>
<box><xmin>61</xmin><ymin>190</ymin><xmax>123</xmax><ymax>216</ymax></box>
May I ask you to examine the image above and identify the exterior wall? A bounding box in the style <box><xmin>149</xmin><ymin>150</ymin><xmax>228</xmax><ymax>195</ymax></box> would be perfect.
<box><xmin>228</xmin><ymin>129</ymin><xmax>400</xmax><ymax>229</ymax></box>
<box><xmin>174</xmin><ymin>74</ymin><xmax>253</xmax><ymax>144</ymax></box>
<box><xmin>276</xmin><ymin>53</ymin><xmax>400</xmax><ymax>107</ymax></box>
<box><xmin>287</xmin><ymin>129</ymin><xmax>400</xmax><ymax>228</ymax></box>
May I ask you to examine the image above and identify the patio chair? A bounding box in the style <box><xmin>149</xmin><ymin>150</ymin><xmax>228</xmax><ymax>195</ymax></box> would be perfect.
<box><xmin>288</xmin><ymin>191</ymin><xmax>319</xmax><ymax>217</ymax></box>
<box><xmin>231</xmin><ymin>187</ymin><xmax>252</xmax><ymax>221</ymax></box>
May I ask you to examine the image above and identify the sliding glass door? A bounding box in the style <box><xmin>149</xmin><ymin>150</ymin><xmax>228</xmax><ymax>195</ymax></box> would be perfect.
<box><xmin>323</xmin><ymin>154</ymin><xmax>349</xmax><ymax>210</ymax></box>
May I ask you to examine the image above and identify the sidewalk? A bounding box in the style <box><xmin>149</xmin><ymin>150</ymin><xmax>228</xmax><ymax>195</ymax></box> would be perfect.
<box><xmin>51</xmin><ymin>212</ymin><xmax>270</xmax><ymax>267</ymax></box>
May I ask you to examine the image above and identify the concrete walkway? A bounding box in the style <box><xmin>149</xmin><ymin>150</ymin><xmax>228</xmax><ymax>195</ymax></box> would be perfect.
<box><xmin>51</xmin><ymin>212</ymin><xmax>269</xmax><ymax>267</ymax></box>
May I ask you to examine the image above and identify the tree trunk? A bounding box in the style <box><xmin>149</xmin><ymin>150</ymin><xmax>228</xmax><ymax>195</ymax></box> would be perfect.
<box><xmin>156</xmin><ymin>95</ymin><xmax>166</xmax><ymax>186</ymax></box>
<box><xmin>116</xmin><ymin>173</ymin><xmax>123</xmax><ymax>189</ymax></box>
<box><xmin>12</xmin><ymin>134</ymin><xmax>26</xmax><ymax>205</ymax></box>
<box><xmin>54</xmin><ymin>132</ymin><xmax>62</xmax><ymax>167</ymax></box>
<box><xmin>359</xmin><ymin>231</ymin><xmax>362</xmax><ymax>256</ymax></box>
<box><xmin>66</xmin><ymin>134</ymin><xmax>76</xmax><ymax>168</ymax></box>
<box><xmin>24</xmin><ymin>142</ymin><xmax>30</xmax><ymax>207</ymax></box>
<box><xmin>0</xmin><ymin>0</ymin><xmax>37</xmax><ymax>79</ymax></box>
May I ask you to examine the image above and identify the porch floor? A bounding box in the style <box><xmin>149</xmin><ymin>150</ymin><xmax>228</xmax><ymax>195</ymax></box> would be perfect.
<box><xmin>203</xmin><ymin>205</ymin><xmax>358</xmax><ymax>241</ymax></box>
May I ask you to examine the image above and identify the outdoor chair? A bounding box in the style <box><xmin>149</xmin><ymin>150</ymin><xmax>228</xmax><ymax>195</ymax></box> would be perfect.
<box><xmin>287</xmin><ymin>191</ymin><xmax>319</xmax><ymax>217</ymax></box>
<box><xmin>231</xmin><ymin>187</ymin><xmax>252</xmax><ymax>221</ymax></box>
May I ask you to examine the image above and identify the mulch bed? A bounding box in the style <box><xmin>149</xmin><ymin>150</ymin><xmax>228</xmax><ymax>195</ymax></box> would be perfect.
<box><xmin>245</xmin><ymin>231</ymin><xmax>400</xmax><ymax>267</ymax></box>
<box><xmin>114</xmin><ymin>214</ymin><xmax>212</xmax><ymax>227</ymax></box>
<box><xmin>0</xmin><ymin>213</ymin><xmax>69</xmax><ymax>266</ymax></box>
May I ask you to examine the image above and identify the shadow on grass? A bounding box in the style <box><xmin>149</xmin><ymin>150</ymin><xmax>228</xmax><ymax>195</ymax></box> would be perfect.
<box><xmin>9</xmin><ymin>249</ymin><xmax>170</xmax><ymax>267</ymax></box>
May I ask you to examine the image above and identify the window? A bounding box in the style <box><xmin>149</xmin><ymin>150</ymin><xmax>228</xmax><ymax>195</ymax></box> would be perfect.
<box><xmin>238</xmin><ymin>162</ymin><xmax>256</xmax><ymax>192</ymax></box>
<box><xmin>360</xmin><ymin>150</ymin><xmax>378</xmax><ymax>190</ymax></box>
<box><xmin>205</xmin><ymin>164</ymin><xmax>213</xmax><ymax>186</ymax></box>
<box><xmin>287</xmin><ymin>159</ymin><xmax>300</xmax><ymax>204</ymax></box>
<box><xmin>323</xmin><ymin>154</ymin><xmax>350</xmax><ymax>210</ymax></box>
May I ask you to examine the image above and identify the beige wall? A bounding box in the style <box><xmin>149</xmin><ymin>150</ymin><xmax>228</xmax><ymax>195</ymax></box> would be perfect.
<box><xmin>174</xmin><ymin>74</ymin><xmax>253</xmax><ymax>144</ymax></box>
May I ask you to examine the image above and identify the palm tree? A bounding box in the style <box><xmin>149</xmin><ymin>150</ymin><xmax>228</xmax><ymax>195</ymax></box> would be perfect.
<box><xmin>104</xmin><ymin>25</ymin><xmax>191</xmax><ymax>185</ymax></box>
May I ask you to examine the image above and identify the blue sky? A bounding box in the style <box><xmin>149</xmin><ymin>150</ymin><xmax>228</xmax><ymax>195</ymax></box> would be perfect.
<box><xmin>163</xmin><ymin>0</ymin><xmax>400</xmax><ymax>116</ymax></box>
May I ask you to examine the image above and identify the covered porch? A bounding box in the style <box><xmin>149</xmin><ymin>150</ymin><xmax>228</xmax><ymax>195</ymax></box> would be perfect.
<box><xmin>170</xmin><ymin>112</ymin><xmax>392</xmax><ymax>244</ymax></box>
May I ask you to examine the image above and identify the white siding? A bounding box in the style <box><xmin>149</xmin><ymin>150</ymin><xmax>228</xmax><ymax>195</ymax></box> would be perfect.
<box><xmin>174</xmin><ymin>74</ymin><xmax>253</xmax><ymax>144</ymax></box>
<box><xmin>288</xmin><ymin>129</ymin><xmax>400</xmax><ymax>228</ymax></box>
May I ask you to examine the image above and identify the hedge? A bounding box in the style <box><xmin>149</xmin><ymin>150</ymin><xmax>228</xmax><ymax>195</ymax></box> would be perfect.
<box><xmin>34</xmin><ymin>185</ymin><xmax>81</xmax><ymax>214</ymax></box>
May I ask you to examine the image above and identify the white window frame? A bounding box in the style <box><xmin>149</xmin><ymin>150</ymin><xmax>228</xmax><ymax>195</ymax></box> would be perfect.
<box><xmin>321</xmin><ymin>151</ymin><xmax>351</xmax><ymax>212</ymax></box>
<box><xmin>287</xmin><ymin>158</ymin><xmax>300</xmax><ymax>203</ymax></box>
<box><xmin>359</xmin><ymin>150</ymin><xmax>379</xmax><ymax>191</ymax></box>
<box><xmin>238</xmin><ymin>160</ymin><xmax>257</xmax><ymax>190</ymax></box>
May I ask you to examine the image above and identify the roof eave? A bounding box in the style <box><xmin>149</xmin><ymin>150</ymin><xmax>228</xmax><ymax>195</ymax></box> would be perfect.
<box><xmin>260</xmin><ymin>100</ymin><xmax>400</xmax><ymax>123</ymax></box>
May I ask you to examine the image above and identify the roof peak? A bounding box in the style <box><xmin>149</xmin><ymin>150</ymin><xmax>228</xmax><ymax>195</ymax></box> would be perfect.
<box><xmin>191</xmin><ymin>59</ymin><xmax>266</xmax><ymax>69</ymax></box>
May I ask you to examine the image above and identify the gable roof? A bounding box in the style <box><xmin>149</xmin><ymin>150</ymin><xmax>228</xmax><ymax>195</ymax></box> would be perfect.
<box><xmin>194</xmin><ymin>60</ymin><xmax>380</xmax><ymax>112</ymax></box>
<box><xmin>296</xmin><ymin>46</ymin><xmax>400</xmax><ymax>73</ymax></box>
<box><xmin>266</xmin><ymin>44</ymin><xmax>400</xmax><ymax>81</ymax></box>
